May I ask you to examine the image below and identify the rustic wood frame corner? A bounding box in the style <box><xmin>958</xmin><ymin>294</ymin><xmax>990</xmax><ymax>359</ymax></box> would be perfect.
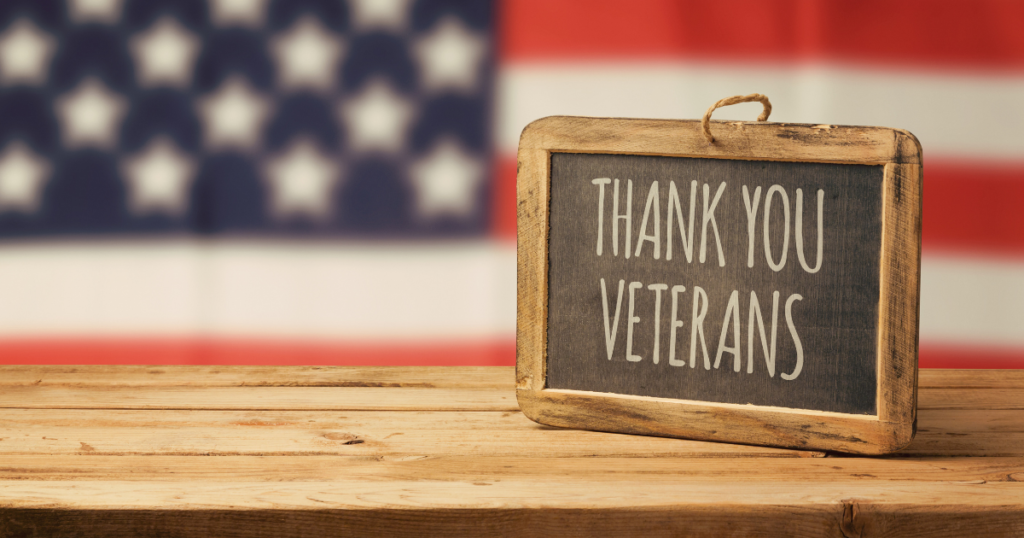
<box><xmin>515</xmin><ymin>116</ymin><xmax>922</xmax><ymax>455</ymax></box>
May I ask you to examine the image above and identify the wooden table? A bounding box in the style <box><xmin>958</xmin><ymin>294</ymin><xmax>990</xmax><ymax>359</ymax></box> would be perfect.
<box><xmin>1</xmin><ymin>366</ymin><xmax>1022</xmax><ymax>536</ymax></box>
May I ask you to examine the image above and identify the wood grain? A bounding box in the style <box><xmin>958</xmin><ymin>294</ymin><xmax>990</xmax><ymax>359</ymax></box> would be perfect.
<box><xmin>3</xmin><ymin>455</ymin><xmax>1021</xmax><ymax>483</ymax></box>
<box><xmin>0</xmin><ymin>407</ymin><xmax>1020</xmax><ymax>458</ymax></box>
<box><xmin>918</xmin><ymin>369</ymin><xmax>1024</xmax><ymax>389</ymax></box>
<box><xmin>0</xmin><ymin>386</ymin><xmax>517</xmax><ymax>411</ymax></box>
<box><xmin>3</xmin><ymin>506</ymin><xmax>1023</xmax><ymax>538</ymax></box>
<box><xmin>0</xmin><ymin>367</ymin><xmax>1020</xmax><ymax>537</ymax></box>
<box><xmin>918</xmin><ymin>409</ymin><xmax>1024</xmax><ymax>432</ymax></box>
<box><xmin>1</xmin><ymin>482</ymin><xmax>1022</xmax><ymax>538</ymax></box>
<box><xmin>0</xmin><ymin>410</ymin><xmax>811</xmax><ymax>458</ymax></box>
<box><xmin>0</xmin><ymin>365</ymin><xmax>1003</xmax><ymax>388</ymax></box>
<box><xmin>877</xmin><ymin>163</ymin><xmax>922</xmax><ymax>425</ymax></box>
<box><xmin>919</xmin><ymin>389</ymin><xmax>1024</xmax><ymax>410</ymax></box>
<box><xmin>516</xmin><ymin>147</ymin><xmax>550</xmax><ymax>395</ymax></box>
<box><xmin>2</xmin><ymin>479</ymin><xmax>1022</xmax><ymax>510</ymax></box>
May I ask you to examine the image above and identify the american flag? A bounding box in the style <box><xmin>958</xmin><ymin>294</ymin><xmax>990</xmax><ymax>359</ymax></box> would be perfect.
<box><xmin>0</xmin><ymin>0</ymin><xmax>1022</xmax><ymax>368</ymax></box>
<box><xmin>0</xmin><ymin>0</ymin><xmax>511</xmax><ymax>365</ymax></box>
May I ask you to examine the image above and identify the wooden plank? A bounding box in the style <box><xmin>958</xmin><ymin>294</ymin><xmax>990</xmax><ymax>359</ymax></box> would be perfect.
<box><xmin>3</xmin><ymin>383</ymin><xmax>1020</xmax><ymax>456</ymax></box>
<box><xmin>897</xmin><ymin>434</ymin><xmax>1024</xmax><ymax>457</ymax></box>
<box><xmin>3</xmin><ymin>406</ymin><xmax>1023</xmax><ymax>457</ymax></box>
<box><xmin>0</xmin><ymin>409</ymin><xmax>818</xmax><ymax>458</ymax></box>
<box><xmin>918</xmin><ymin>410</ymin><xmax>1024</xmax><ymax>433</ymax></box>
<box><xmin>0</xmin><ymin>386</ymin><xmax>518</xmax><ymax>411</ymax></box>
<box><xmin>1</xmin><ymin>481</ymin><xmax>1021</xmax><ymax>538</ymax></box>
<box><xmin>0</xmin><ymin>506</ymin><xmax>1021</xmax><ymax>538</ymax></box>
<box><xmin>889</xmin><ymin>409</ymin><xmax>1024</xmax><ymax>457</ymax></box>
<box><xmin>0</xmin><ymin>409</ymin><xmax>542</xmax><ymax>431</ymax></box>
<box><xmin>1</xmin><ymin>366</ymin><xmax>1015</xmax><ymax>389</ymax></box>
<box><xmin>0</xmin><ymin>366</ymin><xmax>514</xmax><ymax>388</ymax></box>
<box><xmin>4</xmin><ymin>407</ymin><xmax>1022</xmax><ymax>459</ymax></box>
<box><xmin>0</xmin><ymin>367</ymin><xmax>1014</xmax><ymax>390</ymax></box>
<box><xmin>1</xmin><ymin>455</ymin><xmax>1022</xmax><ymax>483</ymax></box>
<box><xmin>5</xmin><ymin>383</ymin><xmax>1013</xmax><ymax>415</ymax></box>
<box><xmin>919</xmin><ymin>389</ymin><xmax>1024</xmax><ymax>410</ymax></box>
<box><xmin>918</xmin><ymin>369</ymin><xmax>1024</xmax><ymax>389</ymax></box>
<box><xmin>889</xmin><ymin>409</ymin><xmax>1024</xmax><ymax>456</ymax></box>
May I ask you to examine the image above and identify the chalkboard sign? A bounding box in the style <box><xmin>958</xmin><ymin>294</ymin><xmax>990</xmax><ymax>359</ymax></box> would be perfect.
<box><xmin>516</xmin><ymin>115</ymin><xmax>921</xmax><ymax>455</ymax></box>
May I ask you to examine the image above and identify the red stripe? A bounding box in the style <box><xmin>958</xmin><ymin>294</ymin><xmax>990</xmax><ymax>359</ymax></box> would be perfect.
<box><xmin>1</xmin><ymin>338</ymin><xmax>1020</xmax><ymax>369</ymax></box>
<box><xmin>491</xmin><ymin>156</ymin><xmax>517</xmax><ymax>240</ymax></box>
<box><xmin>0</xmin><ymin>339</ymin><xmax>516</xmax><ymax>366</ymax></box>
<box><xmin>923</xmin><ymin>160</ymin><xmax>1024</xmax><ymax>258</ymax></box>
<box><xmin>920</xmin><ymin>344</ymin><xmax>1024</xmax><ymax>369</ymax></box>
<box><xmin>499</xmin><ymin>0</ymin><xmax>1024</xmax><ymax>70</ymax></box>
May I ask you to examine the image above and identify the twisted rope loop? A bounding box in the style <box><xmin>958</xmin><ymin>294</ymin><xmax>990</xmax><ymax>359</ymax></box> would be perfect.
<box><xmin>702</xmin><ymin>94</ymin><xmax>772</xmax><ymax>143</ymax></box>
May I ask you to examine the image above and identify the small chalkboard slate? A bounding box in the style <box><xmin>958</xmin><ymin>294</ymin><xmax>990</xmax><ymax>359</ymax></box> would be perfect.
<box><xmin>516</xmin><ymin>109</ymin><xmax>921</xmax><ymax>455</ymax></box>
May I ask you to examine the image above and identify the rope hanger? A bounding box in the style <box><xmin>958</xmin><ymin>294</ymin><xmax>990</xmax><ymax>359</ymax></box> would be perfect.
<box><xmin>702</xmin><ymin>93</ymin><xmax>772</xmax><ymax>144</ymax></box>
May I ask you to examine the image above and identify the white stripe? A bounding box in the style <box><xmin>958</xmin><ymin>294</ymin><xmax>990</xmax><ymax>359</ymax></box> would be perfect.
<box><xmin>919</xmin><ymin>254</ymin><xmax>1024</xmax><ymax>348</ymax></box>
<box><xmin>0</xmin><ymin>242</ymin><xmax>201</xmax><ymax>336</ymax></box>
<box><xmin>498</xmin><ymin>62</ymin><xmax>1024</xmax><ymax>161</ymax></box>
<box><xmin>0</xmin><ymin>241</ymin><xmax>517</xmax><ymax>341</ymax></box>
<box><xmin>0</xmin><ymin>242</ymin><xmax>1020</xmax><ymax>349</ymax></box>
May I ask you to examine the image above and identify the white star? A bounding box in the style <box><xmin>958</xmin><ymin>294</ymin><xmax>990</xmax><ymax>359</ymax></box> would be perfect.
<box><xmin>264</xmin><ymin>139</ymin><xmax>340</xmax><ymax>221</ymax></box>
<box><xmin>0</xmin><ymin>19</ymin><xmax>56</xmax><ymax>86</ymax></box>
<box><xmin>130</xmin><ymin>17</ymin><xmax>200</xmax><ymax>88</ymax></box>
<box><xmin>120</xmin><ymin>138</ymin><xmax>195</xmax><ymax>216</ymax></box>
<box><xmin>409</xmin><ymin>140</ymin><xmax>483</xmax><ymax>220</ymax></box>
<box><xmin>270</xmin><ymin>16</ymin><xmax>345</xmax><ymax>92</ymax></box>
<box><xmin>209</xmin><ymin>0</ymin><xmax>268</xmax><ymax>28</ymax></box>
<box><xmin>198</xmin><ymin>76</ymin><xmax>271</xmax><ymax>151</ymax></box>
<box><xmin>339</xmin><ymin>80</ymin><xmax>414</xmax><ymax>153</ymax></box>
<box><xmin>349</xmin><ymin>0</ymin><xmax>411</xmax><ymax>32</ymax></box>
<box><xmin>56</xmin><ymin>78</ymin><xmax>127</xmax><ymax>149</ymax></box>
<box><xmin>0</xmin><ymin>142</ymin><xmax>49</xmax><ymax>214</ymax></box>
<box><xmin>414</xmin><ymin>17</ymin><xmax>486</xmax><ymax>93</ymax></box>
<box><xmin>67</xmin><ymin>0</ymin><xmax>123</xmax><ymax>24</ymax></box>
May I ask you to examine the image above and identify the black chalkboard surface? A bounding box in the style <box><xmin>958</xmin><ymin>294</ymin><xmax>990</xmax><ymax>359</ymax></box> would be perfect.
<box><xmin>546</xmin><ymin>154</ymin><xmax>882</xmax><ymax>415</ymax></box>
<box><xmin>515</xmin><ymin>115</ymin><xmax>921</xmax><ymax>454</ymax></box>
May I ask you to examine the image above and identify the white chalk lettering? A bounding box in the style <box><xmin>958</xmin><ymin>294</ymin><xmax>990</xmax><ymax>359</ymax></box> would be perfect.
<box><xmin>714</xmin><ymin>290</ymin><xmax>742</xmax><ymax>372</ymax></box>
<box><xmin>690</xmin><ymin>286</ymin><xmax>711</xmax><ymax>369</ymax></box>
<box><xmin>700</xmin><ymin>182</ymin><xmax>727</xmax><ymax>267</ymax></box>
<box><xmin>635</xmin><ymin>181</ymin><xmax>661</xmax><ymax>259</ymax></box>
<box><xmin>742</xmin><ymin>185</ymin><xmax>762</xmax><ymax>268</ymax></box>
<box><xmin>781</xmin><ymin>294</ymin><xmax>804</xmax><ymax>380</ymax></box>
<box><xmin>600</xmin><ymin>278</ymin><xmax>625</xmax><ymax>361</ymax></box>
<box><xmin>748</xmin><ymin>290</ymin><xmax>780</xmax><ymax>376</ymax></box>
<box><xmin>585</xmin><ymin>173</ymin><xmax>820</xmax><ymax>383</ymax></box>
<box><xmin>763</xmin><ymin>184</ymin><xmax>790</xmax><ymax>272</ymax></box>
<box><xmin>612</xmin><ymin>179</ymin><xmax>632</xmax><ymax>258</ymax></box>
<box><xmin>795</xmin><ymin>188</ymin><xmax>824</xmax><ymax>274</ymax></box>
<box><xmin>591</xmin><ymin>178</ymin><xmax>611</xmax><ymax>256</ymax></box>
<box><xmin>668</xmin><ymin>285</ymin><xmax>687</xmax><ymax>366</ymax></box>
<box><xmin>626</xmin><ymin>281</ymin><xmax>644</xmax><ymax>362</ymax></box>
<box><xmin>648</xmin><ymin>283</ymin><xmax>668</xmax><ymax>364</ymax></box>
<box><xmin>666</xmin><ymin>180</ymin><xmax>697</xmax><ymax>262</ymax></box>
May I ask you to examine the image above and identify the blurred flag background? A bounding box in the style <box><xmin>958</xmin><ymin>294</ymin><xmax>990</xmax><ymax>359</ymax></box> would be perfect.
<box><xmin>0</xmin><ymin>0</ymin><xmax>1020</xmax><ymax>368</ymax></box>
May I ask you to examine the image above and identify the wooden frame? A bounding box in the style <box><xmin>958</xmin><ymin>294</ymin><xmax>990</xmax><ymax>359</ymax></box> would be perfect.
<box><xmin>516</xmin><ymin>116</ymin><xmax>922</xmax><ymax>455</ymax></box>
